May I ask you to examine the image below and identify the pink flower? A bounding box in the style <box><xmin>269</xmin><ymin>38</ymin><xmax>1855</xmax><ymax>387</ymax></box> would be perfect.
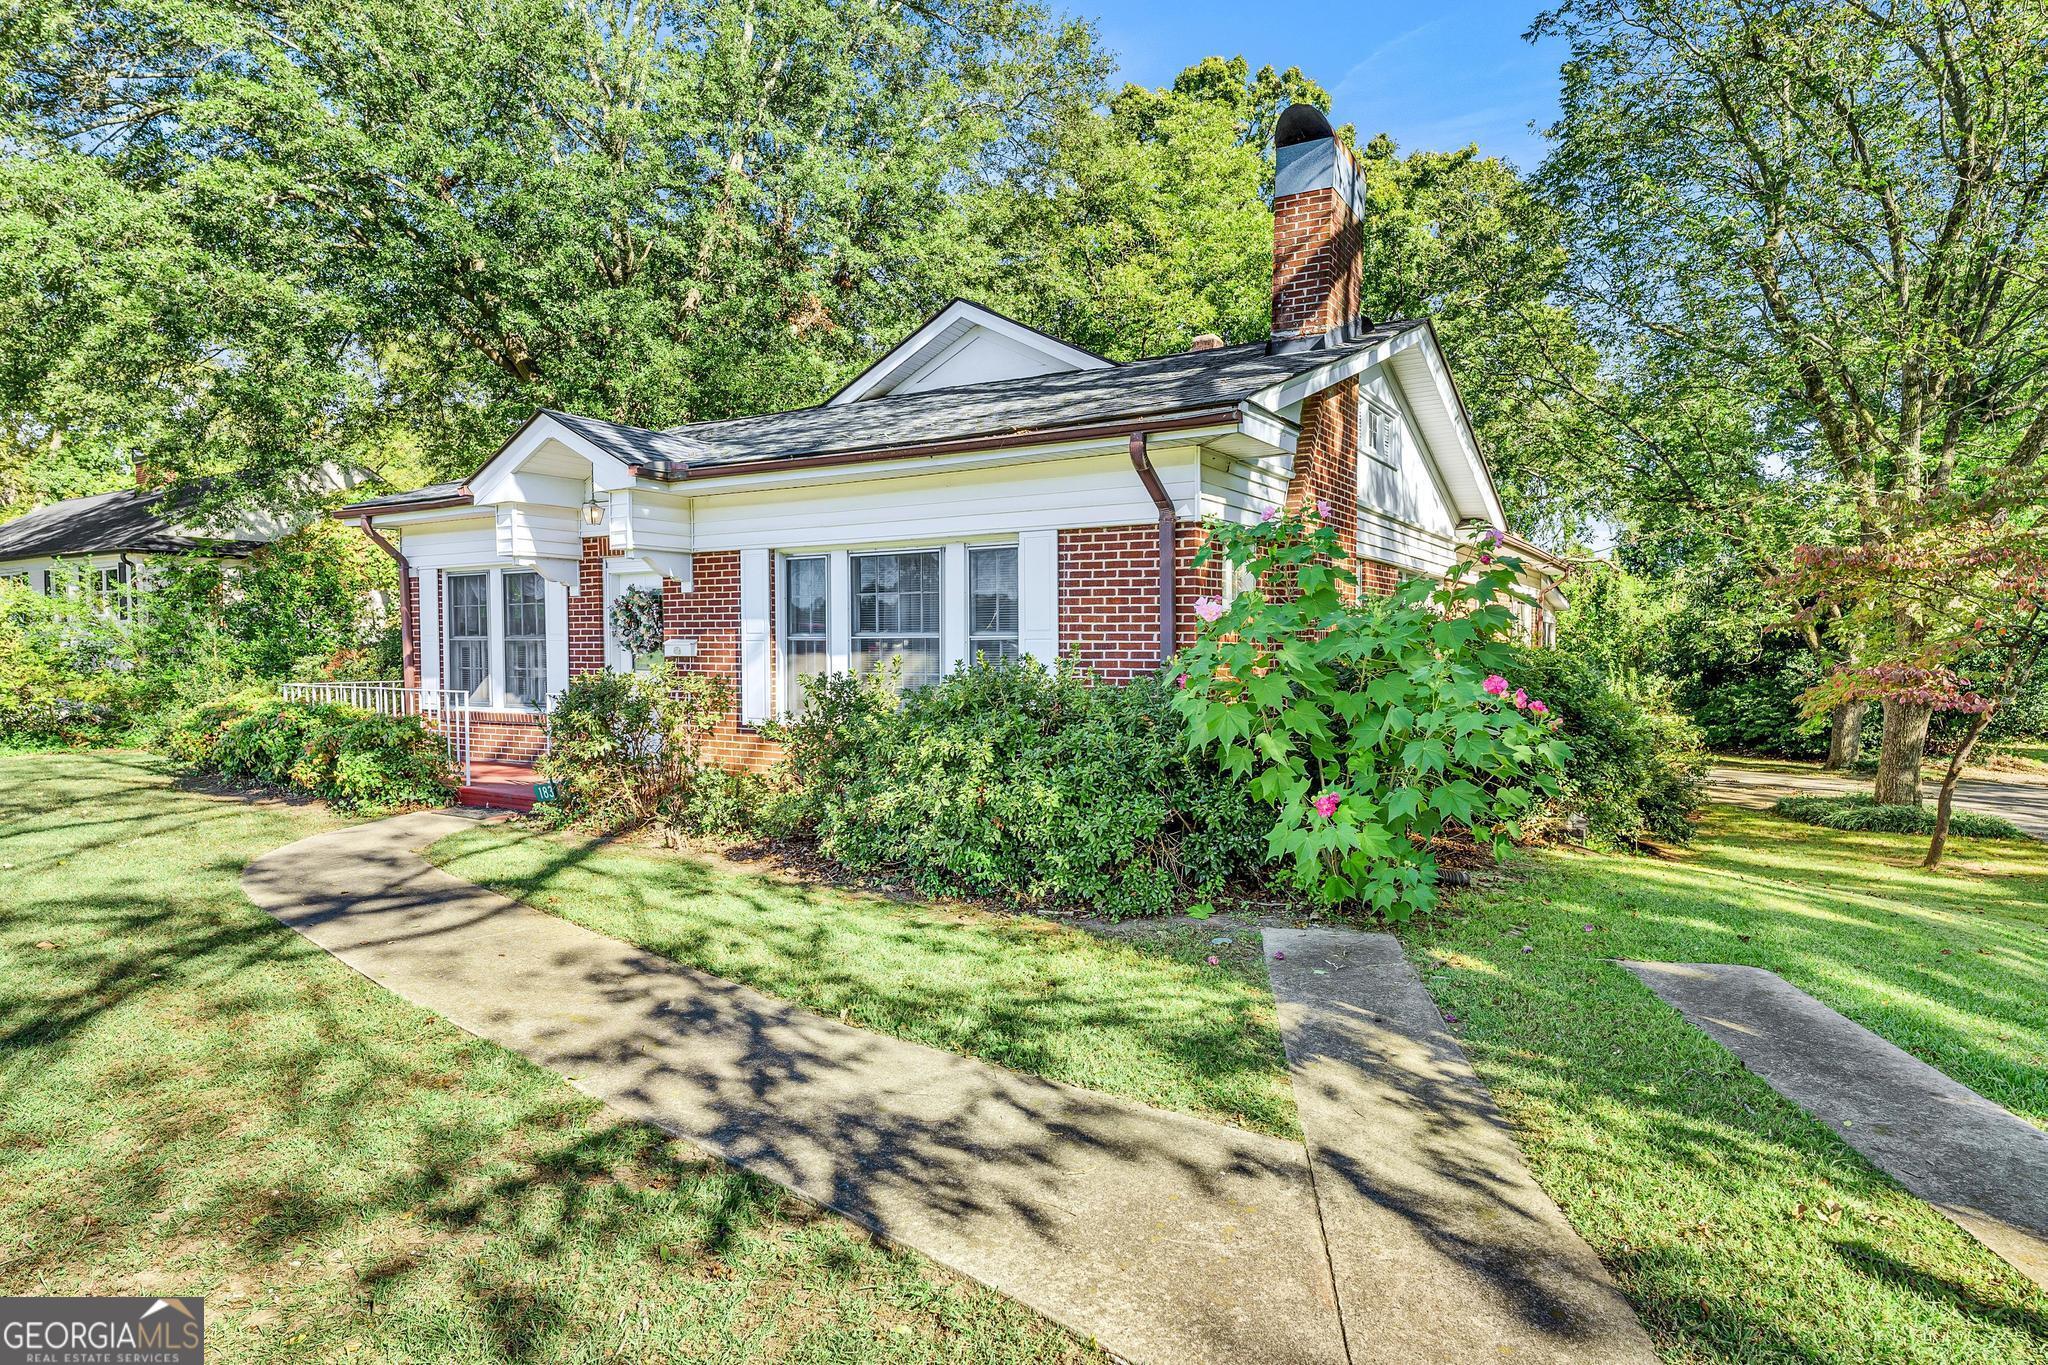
<box><xmin>1312</xmin><ymin>792</ymin><xmax>1341</xmax><ymax>820</ymax></box>
<box><xmin>1479</xmin><ymin>553</ymin><xmax>1493</xmax><ymax>564</ymax></box>
<box><xmin>1175</xmin><ymin>672</ymin><xmax>1189</xmax><ymax>689</ymax></box>
<box><xmin>1206</xmin><ymin>955</ymin><xmax>1221</xmax><ymax>966</ymax></box>
<box><xmin>1315</xmin><ymin>498</ymin><xmax>1331</xmax><ymax>520</ymax></box>
<box><xmin>1529</xmin><ymin>699</ymin><xmax>1549</xmax><ymax>716</ymax></box>
<box><xmin>1272</xmin><ymin>951</ymin><xmax>1286</xmax><ymax>960</ymax></box>
<box><xmin>1513</xmin><ymin>688</ymin><xmax>1529</xmax><ymax>709</ymax></box>
<box><xmin>1261</xmin><ymin>504</ymin><xmax>1281</xmax><ymax>522</ymax></box>
<box><xmin>1484</xmin><ymin>527</ymin><xmax>1504</xmax><ymax>546</ymax></box>
<box><xmin>1483</xmin><ymin>675</ymin><xmax>1509</xmax><ymax>696</ymax></box>
<box><xmin>1193</xmin><ymin>596</ymin><xmax>1224</xmax><ymax>623</ymax></box>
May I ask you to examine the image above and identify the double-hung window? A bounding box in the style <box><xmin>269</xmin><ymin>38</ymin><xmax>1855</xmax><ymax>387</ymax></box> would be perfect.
<box><xmin>501</xmin><ymin>571</ymin><xmax>548</xmax><ymax>707</ymax></box>
<box><xmin>782</xmin><ymin>555</ymin><xmax>828</xmax><ymax>709</ymax></box>
<box><xmin>446</xmin><ymin>572</ymin><xmax>490</xmax><ymax>703</ymax></box>
<box><xmin>853</xmin><ymin>550</ymin><xmax>942</xmax><ymax>692</ymax></box>
<box><xmin>967</xmin><ymin>545</ymin><xmax>1019</xmax><ymax>662</ymax></box>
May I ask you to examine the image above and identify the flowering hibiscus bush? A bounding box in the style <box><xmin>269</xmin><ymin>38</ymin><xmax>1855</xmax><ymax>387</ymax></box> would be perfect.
<box><xmin>1171</xmin><ymin>509</ymin><xmax>1568</xmax><ymax>919</ymax></box>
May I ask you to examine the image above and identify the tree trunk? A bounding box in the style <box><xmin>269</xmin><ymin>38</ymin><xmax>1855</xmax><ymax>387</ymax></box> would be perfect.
<box><xmin>1924</xmin><ymin>708</ymin><xmax>1994</xmax><ymax>870</ymax></box>
<box><xmin>1823</xmin><ymin>702</ymin><xmax>1863</xmax><ymax>770</ymax></box>
<box><xmin>1873</xmin><ymin>698</ymin><xmax>1932</xmax><ymax>805</ymax></box>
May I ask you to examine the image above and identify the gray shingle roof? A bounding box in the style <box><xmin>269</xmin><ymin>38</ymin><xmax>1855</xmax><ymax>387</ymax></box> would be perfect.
<box><xmin>663</xmin><ymin>322</ymin><xmax>1418</xmax><ymax>469</ymax></box>
<box><xmin>0</xmin><ymin>485</ymin><xmax>263</xmax><ymax>560</ymax></box>
<box><xmin>339</xmin><ymin>319</ymin><xmax>1422</xmax><ymax>515</ymax></box>
<box><xmin>331</xmin><ymin>480</ymin><xmax>470</xmax><ymax>516</ymax></box>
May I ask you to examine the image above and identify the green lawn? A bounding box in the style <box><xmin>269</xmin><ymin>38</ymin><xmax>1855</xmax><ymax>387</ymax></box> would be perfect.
<box><xmin>1406</xmin><ymin>806</ymin><xmax>2048</xmax><ymax>1361</ymax></box>
<box><xmin>428</xmin><ymin>826</ymin><xmax>1297</xmax><ymax>1137</ymax></box>
<box><xmin>0</xmin><ymin>751</ymin><xmax>1090</xmax><ymax>1364</ymax></box>
<box><xmin>10</xmin><ymin>748</ymin><xmax>2048</xmax><ymax>1362</ymax></box>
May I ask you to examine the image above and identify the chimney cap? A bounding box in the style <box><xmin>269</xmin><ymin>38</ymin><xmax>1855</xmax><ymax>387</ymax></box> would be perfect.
<box><xmin>1274</xmin><ymin>103</ymin><xmax>1335</xmax><ymax>148</ymax></box>
<box><xmin>1189</xmin><ymin>332</ymin><xmax>1225</xmax><ymax>352</ymax></box>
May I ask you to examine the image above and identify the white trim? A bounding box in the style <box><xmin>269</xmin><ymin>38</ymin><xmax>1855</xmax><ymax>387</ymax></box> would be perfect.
<box><xmin>941</xmin><ymin>542</ymin><xmax>968</xmax><ymax>671</ymax></box>
<box><xmin>468</xmin><ymin>413</ymin><xmax>653</xmax><ymax>503</ymax></box>
<box><xmin>826</xmin><ymin>551</ymin><xmax>852</xmax><ymax>676</ymax></box>
<box><xmin>1017</xmin><ymin>529</ymin><xmax>1058</xmax><ymax>665</ymax></box>
<box><xmin>827</xmin><ymin>301</ymin><xmax>1111</xmax><ymax>406</ymax></box>
<box><xmin>417</xmin><ymin>567</ymin><xmax>442</xmax><ymax>692</ymax></box>
<box><xmin>738</xmin><ymin>547</ymin><xmax>771</xmax><ymax>725</ymax></box>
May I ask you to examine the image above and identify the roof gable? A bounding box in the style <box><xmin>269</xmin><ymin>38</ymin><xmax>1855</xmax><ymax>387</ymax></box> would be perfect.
<box><xmin>826</xmin><ymin>301</ymin><xmax>1111</xmax><ymax>406</ymax></box>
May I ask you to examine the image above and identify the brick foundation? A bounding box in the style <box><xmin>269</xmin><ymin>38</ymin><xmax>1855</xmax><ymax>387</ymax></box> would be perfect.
<box><xmin>665</xmin><ymin>550</ymin><xmax>783</xmax><ymax>773</ymax></box>
<box><xmin>464</xmin><ymin>713</ymin><xmax>547</xmax><ymax>765</ymax></box>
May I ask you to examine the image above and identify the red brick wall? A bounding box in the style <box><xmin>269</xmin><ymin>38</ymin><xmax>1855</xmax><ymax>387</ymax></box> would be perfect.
<box><xmin>1272</xmin><ymin>178</ymin><xmax>1362</xmax><ymax>338</ymax></box>
<box><xmin>1285</xmin><ymin>377</ymin><xmax>1361</xmax><ymax>563</ymax></box>
<box><xmin>569</xmin><ymin>535</ymin><xmax>611</xmax><ymax>678</ymax></box>
<box><xmin>665</xmin><ymin>550</ymin><xmax>783</xmax><ymax>773</ymax></box>
<box><xmin>1056</xmin><ymin>524</ymin><xmax>1221</xmax><ymax>683</ymax></box>
<box><xmin>466</xmin><ymin>714</ymin><xmax>547</xmax><ymax>764</ymax></box>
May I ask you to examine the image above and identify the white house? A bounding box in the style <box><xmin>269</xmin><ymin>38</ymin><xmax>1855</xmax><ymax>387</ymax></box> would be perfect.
<box><xmin>336</xmin><ymin>104</ymin><xmax>1566</xmax><ymax>786</ymax></box>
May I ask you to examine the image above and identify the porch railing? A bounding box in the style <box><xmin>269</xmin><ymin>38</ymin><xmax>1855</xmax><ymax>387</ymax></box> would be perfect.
<box><xmin>279</xmin><ymin>681</ymin><xmax>526</xmax><ymax>784</ymax></box>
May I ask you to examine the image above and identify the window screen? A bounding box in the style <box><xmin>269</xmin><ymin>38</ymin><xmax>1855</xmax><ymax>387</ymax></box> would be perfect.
<box><xmin>852</xmin><ymin>550</ymin><xmax>942</xmax><ymax>692</ymax></box>
<box><xmin>446</xmin><ymin>572</ymin><xmax>490</xmax><ymax>703</ymax></box>
<box><xmin>782</xmin><ymin>555</ymin><xmax>828</xmax><ymax>710</ymax></box>
<box><xmin>502</xmin><ymin>571</ymin><xmax>548</xmax><ymax>707</ymax></box>
<box><xmin>967</xmin><ymin>545</ymin><xmax>1019</xmax><ymax>662</ymax></box>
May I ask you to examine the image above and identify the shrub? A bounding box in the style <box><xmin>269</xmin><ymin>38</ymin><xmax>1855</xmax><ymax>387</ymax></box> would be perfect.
<box><xmin>1772</xmin><ymin>794</ymin><xmax>2022</xmax><ymax>840</ymax></box>
<box><xmin>1172</xmin><ymin>511</ymin><xmax>1567</xmax><ymax>920</ymax></box>
<box><xmin>770</xmin><ymin>659</ymin><xmax>1265</xmax><ymax>919</ymax></box>
<box><xmin>0</xmin><ymin>578</ymin><xmax>148</xmax><ymax>748</ymax></box>
<box><xmin>1501</xmin><ymin>646</ymin><xmax>1707</xmax><ymax>846</ymax></box>
<box><xmin>537</xmin><ymin>667</ymin><xmax>731</xmax><ymax>836</ymax></box>
<box><xmin>180</xmin><ymin>694</ymin><xmax>454</xmax><ymax>810</ymax></box>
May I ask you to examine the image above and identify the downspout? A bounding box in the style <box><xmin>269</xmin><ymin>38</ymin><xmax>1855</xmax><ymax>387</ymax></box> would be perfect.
<box><xmin>356</xmin><ymin>519</ymin><xmax>417</xmax><ymax>690</ymax></box>
<box><xmin>1128</xmin><ymin>432</ymin><xmax>1176</xmax><ymax>664</ymax></box>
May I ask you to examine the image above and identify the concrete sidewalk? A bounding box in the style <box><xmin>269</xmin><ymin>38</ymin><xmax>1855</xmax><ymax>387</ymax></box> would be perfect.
<box><xmin>244</xmin><ymin>812</ymin><xmax>1660</xmax><ymax>1363</ymax></box>
<box><xmin>1268</xmin><ymin>929</ymin><xmax>1656</xmax><ymax>1364</ymax></box>
<box><xmin>245</xmin><ymin>811</ymin><xmax>1347</xmax><ymax>1365</ymax></box>
<box><xmin>1626</xmin><ymin>961</ymin><xmax>2048</xmax><ymax>1291</ymax></box>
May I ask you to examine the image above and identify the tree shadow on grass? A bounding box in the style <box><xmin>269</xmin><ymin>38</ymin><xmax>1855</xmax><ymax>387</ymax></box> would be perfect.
<box><xmin>2</xmin><ymin>753</ymin><xmax>1090</xmax><ymax>1363</ymax></box>
<box><xmin>429</xmin><ymin>823</ymin><xmax>1299</xmax><ymax>1139</ymax></box>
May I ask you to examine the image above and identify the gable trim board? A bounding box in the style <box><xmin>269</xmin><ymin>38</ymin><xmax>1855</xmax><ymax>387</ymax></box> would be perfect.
<box><xmin>826</xmin><ymin>300</ymin><xmax>1113</xmax><ymax>406</ymax></box>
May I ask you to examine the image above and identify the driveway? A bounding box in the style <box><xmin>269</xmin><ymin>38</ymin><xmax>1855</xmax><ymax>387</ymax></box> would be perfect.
<box><xmin>1707</xmin><ymin>764</ymin><xmax>2048</xmax><ymax>840</ymax></box>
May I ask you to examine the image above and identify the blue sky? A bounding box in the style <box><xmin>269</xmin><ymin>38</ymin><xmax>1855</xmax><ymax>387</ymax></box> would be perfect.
<box><xmin>1071</xmin><ymin>0</ymin><xmax>1567</xmax><ymax>170</ymax></box>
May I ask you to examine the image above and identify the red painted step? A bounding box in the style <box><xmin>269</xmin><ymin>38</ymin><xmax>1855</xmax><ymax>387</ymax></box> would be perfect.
<box><xmin>456</xmin><ymin>761</ymin><xmax>542</xmax><ymax>813</ymax></box>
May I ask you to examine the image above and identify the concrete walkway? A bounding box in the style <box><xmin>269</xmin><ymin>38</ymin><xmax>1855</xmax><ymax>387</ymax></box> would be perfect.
<box><xmin>1707</xmin><ymin>763</ymin><xmax>2048</xmax><ymax>839</ymax></box>
<box><xmin>1626</xmin><ymin>961</ymin><xmax>2048</xmax><ymax>1291</ymax></box>
<box><xmin>243</xmin><ymin>812</ymin><xmax>1656</xmax><ymax>1363</ymax></box>
<box><xmin>1267</xmin><ymin>929</ymin><xmax>1656</xmax><ymax>1364</ymax></box>
<box><xmin>245</xmin><ymin>811</ymin><xmax>1346</xmax><ymax>1365</ymax></box>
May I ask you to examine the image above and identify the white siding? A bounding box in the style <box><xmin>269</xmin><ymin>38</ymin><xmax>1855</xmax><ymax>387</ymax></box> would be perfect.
<box><xmin>690</xmin><ymin>446</ymin><xmax>1202</xmax><ymax>552</ymax></box>
<box><xmin>891</xmin><ymin>329</ymin><xmax>1075</xmax><ymax>394</ymax></box>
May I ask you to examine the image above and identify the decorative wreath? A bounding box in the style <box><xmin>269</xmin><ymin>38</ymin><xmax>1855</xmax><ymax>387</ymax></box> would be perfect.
<box><xmin>610</xmin><ymin>584</ymin><xmax>666</xmax><ymax>658</ymax></box>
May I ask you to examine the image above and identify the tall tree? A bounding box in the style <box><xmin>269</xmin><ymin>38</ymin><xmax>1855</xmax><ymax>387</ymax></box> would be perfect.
<box><xmin>1536</xmin><ymin>0</ymin><xmax>2048</xmax><ymax>802</ymax></box>
<box><xmin>969</xmin><ymin>56</ymin><xmax>1607</xmax><ymax>538</ymax></box>
<box><xmin>4</xmin><ymin>0</ymin><xmax>1108</xmax><ymax>504</ymax></box>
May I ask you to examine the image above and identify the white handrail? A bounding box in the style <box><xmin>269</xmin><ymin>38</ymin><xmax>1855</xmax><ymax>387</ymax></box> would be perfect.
<box><xmin>278</xmin><ymin>681</ymin><xmax>552</xmax><ymax>785</ymax></box>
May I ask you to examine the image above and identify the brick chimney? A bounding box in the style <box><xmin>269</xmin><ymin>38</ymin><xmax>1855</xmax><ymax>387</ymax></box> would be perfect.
<box><xmin>1271</xmin><ymin>104</ymin><xmax>1363</xmax><ymax>343</ymax></box>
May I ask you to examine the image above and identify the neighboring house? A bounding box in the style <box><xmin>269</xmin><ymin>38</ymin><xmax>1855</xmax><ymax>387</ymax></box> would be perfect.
<box><xmin>0</xmin><ymin>481</ymin><xmax>274</xmax><ymax>616</ymax></box>
<box><xmin>339</xmin><ymin>104</ymin><xmax>1568</xmax><ymax>773</ymax></box>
